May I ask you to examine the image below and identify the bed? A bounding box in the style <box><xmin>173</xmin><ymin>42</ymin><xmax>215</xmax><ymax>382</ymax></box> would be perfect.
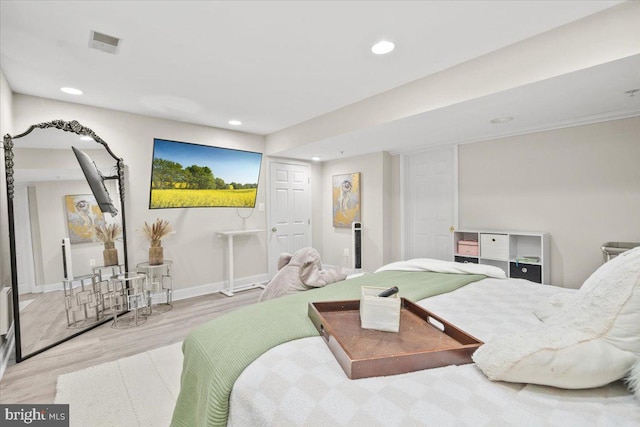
<box><xmin>171</xmin><ymin>255</ymin><xmax>640</xmax><ymax>427</ymax></box>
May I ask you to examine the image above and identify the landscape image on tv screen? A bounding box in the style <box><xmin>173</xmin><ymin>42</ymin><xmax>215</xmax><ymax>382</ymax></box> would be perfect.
<box><xmin>149</xmin><ymin>138</ymin><xmax>263</xmax><ymax>209</ymax></box>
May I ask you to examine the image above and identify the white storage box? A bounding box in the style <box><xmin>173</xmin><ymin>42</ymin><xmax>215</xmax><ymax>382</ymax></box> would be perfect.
<box><xmin>480</xmin><ymin>233</ymin><xmax>509</xmax><ymax>260</ymax></box>
<box><xmin>457</xmin><ymin>240</ymin><xmax>479</xmax><ymax>256</ymax></box>
<box><xmin>360</xmin><ymin>286</ymin><xmax>401</xmax><ymax>332</ymax></box>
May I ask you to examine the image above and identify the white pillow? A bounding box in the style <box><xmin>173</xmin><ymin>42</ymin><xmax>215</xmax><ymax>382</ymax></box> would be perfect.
<box><xmin>473</xmin><ymin>246</ymin><xmax>640</xmax><ymax>389</ymax></box>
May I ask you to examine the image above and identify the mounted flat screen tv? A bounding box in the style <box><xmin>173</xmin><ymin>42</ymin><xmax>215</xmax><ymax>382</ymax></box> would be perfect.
<box><xmin>149</xmin><ymin>138</ymin><xmax>263</xmax><ymax>209</ymax></box>
<box><xmin>72</xmin><ymin>146</ymin><xmax>118</xmax><ymax>215</ymax></box>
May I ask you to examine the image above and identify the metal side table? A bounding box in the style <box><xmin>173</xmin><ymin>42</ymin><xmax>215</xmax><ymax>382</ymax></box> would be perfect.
<box><xmin>63</xmin><ymin>273</ymin><xmax>105</xmax><ymax>328</ymax></box>
<box><xmin>136</xmin><ymin>260</ymin><xmax>173</xmax><ymax>314</ymax></box>
<box><xmin>92</xmin><ymin>264</ymin><xmax>125</xmax><ymax>281</ymax></box>
<box><xmin>108</xmin><ymin>272</ymin><xmax>148</xmax><ymax>328</ymax></box>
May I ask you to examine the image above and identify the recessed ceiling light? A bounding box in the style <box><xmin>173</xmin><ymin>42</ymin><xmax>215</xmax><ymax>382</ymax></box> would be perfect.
<box><xmin>80</xmin><ymin>136</ymin><xmax>93</xmax><ymax>141</ymax></box>
<box><xmin>228</xmin><ymin>120</ymin><xmax>242</xmax><ymax>126</ymax></box>
<box><xmin>311</xmin><ymin>156</ymin><xmax>321</xmax><ymax>162</ymax></box>
<box><xmin>490</xmin><ymin>116</ymin><xmax>514</xmax><ymax>124</ymax></box>
<box><xmin>371</xmin><ymin>40</ymin><xmax>395</xmax><ymax>55</ymax></box>
<box><xmin>60</xmin><ymin>87</ymin><xmax>83</xmax><ymax>95</ymax></box>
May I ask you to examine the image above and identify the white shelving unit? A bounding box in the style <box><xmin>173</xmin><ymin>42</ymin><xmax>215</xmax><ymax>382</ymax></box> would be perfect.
<box><xmin>453</xmin><ymin>229</ymin><xmax>550</xmax><ymax>284</ymax></box>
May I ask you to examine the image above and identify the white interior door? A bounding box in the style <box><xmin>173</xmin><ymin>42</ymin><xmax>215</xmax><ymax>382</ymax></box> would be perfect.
<box><xmin>268</xmin><ymin>161</ymin><xmax>311</xmax><ymax>278</ymax></box>
<box><xmin>402</xmin><ymin>145</ymin><xmax>457</xmax><ymax>261</ymax></box>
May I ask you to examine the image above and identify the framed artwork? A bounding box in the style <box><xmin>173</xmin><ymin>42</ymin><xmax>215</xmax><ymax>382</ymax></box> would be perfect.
<box><xmin>65</xmin><ymin>194</ymin><xmax>106</xmax><ymax>243</ymax></box>
<box><xmin>332</xmin><ymin>172</ymin><xmax>361</xmax><ymax>227</ymax></box>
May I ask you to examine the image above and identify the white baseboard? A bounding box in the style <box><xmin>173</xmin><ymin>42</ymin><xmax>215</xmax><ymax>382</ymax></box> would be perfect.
<box><xmin>172</xmin><ymin>273</ymin><xmax>269</xmax><ymax>301</ymax></box>
<box><xmin>23</xmin><ymin>281</ymin><xmax>64</xmax><ymax>295</ymax></box>
<box><xmin>0</xmin><ymin>324</ymin><xmax>15</xmax><ymax>382</ymax></box>
<box><xmin>42</xmin><ymin>281</ymin><xmax>64</xmax><ymax>293</ymax></box>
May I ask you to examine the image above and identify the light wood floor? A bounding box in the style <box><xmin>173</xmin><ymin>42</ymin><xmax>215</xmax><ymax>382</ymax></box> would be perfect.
<box><xmin>0</xmin><ymin>289</ymin><xmax>262</xmax><ymax>404</ymax></box>
<box><xmin>18</xmin><ymin>289</ymin><xmax>90</xmax><ymax>357</ymax></box>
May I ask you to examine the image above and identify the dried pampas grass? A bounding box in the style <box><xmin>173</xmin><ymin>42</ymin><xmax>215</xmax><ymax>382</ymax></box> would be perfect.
<box><xmin>94</xmin><ymin>223</ymin><xmax>122</xmax><ymax>243</ymax></box>
<box><xmin>143</xmin><ymin>218</ymin><xmax>172</xmax><ymax>242</ymax></box>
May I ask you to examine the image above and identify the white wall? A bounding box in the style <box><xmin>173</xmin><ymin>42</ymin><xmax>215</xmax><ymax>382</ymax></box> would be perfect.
<box><xmin>0</xmin><ymin>69</ymin><xmax>13</xmax><ymax>289</ymax></box>
<box><xmin>388</xmin><ymin>155</ymin><xmax>401</xmax><ymax>263</ymax></box>
<box><xmin>310</xmin><ymin>161</ymin><xmax>323</xmax><ymax>256</ymax></box>
<box><xmin>458</xmin><ymin>117</ymin><xmax>640</xmax><ymax>288</ymax></box>
<box><xmin>320</xmin><ymin>151</ymin><xmax>396</xmax><ymax>271</ymax></box>
<box><xmin>0</xmin><ymin>68</ymin><xmax>14</xmax><ymax>361</ymax></box>
<box><xmin>10</xmin><ymin>94</ymin><xmax>268</xmax><ymax>291</ymax></box>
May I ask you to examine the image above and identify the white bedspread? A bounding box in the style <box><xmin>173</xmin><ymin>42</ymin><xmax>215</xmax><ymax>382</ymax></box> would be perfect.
<box><xmin>228</xmin><ymin>279</ymin><xmax>640</xmax><ymax>426</ymax></box>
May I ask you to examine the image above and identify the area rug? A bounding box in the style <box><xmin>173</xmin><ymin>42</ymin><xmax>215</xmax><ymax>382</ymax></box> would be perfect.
<box><xmin>54</xmin><ymin>341</ymin><xmax>183</xmax><ymax>427</ymax></box>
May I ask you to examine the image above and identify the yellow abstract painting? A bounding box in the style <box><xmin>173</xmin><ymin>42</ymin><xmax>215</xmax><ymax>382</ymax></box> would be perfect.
<box><xmin>332</xmin><ymin>173</ymin><xmax>361</xmax><ymax>227</ymax></box>
<box><xmin>65</xmin><ymin>194</ymin><xmax>106</xmax><ymax>243</ymax></box>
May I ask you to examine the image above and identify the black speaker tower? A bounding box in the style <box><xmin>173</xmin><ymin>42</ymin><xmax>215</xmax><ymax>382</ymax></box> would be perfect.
<box><xmin>352</xmin><ymin>222</ymin><xmax>362</xmax><ymax>270</ymax></box>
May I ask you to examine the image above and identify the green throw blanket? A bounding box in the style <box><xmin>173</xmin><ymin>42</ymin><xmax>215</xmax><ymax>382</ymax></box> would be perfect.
<box><xmin>171</xmin><ymin>270</ymin><xmax>485</xmax><ymax>427</ymax></box>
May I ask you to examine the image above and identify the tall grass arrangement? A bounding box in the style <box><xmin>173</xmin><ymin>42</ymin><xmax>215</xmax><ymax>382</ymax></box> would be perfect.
<box><xmin>93</xmin><ymin>223</ymin><xmax>122</xmax><ymax>243</ymax></box>
<box><xmin>143</xmin><ymin>218</ymin><xmax>172</xmax><ymax>243</ymax></box>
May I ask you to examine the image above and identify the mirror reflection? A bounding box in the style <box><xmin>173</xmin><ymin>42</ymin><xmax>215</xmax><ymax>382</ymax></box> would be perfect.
<box><xmin>6</xmin><ymin>121</ymin><xmax>128</xmax><ymax>361</ymax></box>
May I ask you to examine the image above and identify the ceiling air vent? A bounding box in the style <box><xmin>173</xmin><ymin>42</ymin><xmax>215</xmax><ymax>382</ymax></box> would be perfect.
<box><xmin>89</xmin><ymin>30</ymin><xmax>121</xmax><ymax>54</ymax></box>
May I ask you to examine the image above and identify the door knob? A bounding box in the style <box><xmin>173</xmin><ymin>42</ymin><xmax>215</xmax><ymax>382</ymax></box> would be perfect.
<box><xmin>271</xmin><ymin>227</ymin><xmax>277</xmax><ymax>232</ymax></box>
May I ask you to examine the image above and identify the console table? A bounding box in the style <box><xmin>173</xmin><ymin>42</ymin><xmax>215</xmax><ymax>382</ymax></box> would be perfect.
<box><xmin>216</xmin><ymin>229</ymin><xmax>266</xmax><ymax>296</ymax></box>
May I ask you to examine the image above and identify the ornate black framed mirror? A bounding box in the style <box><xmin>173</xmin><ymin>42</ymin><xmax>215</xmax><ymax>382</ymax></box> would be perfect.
<box><xmin>3</xmin><ymin>120</ymin><xmax>128</xmax><ymax>362</ymax></box>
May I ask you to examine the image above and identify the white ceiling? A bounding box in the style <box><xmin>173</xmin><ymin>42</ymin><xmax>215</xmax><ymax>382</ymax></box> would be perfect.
<box><xmin>283</xmin><ymin>54</ymin><xmax>640</xmax><ymax>160</ymax></box>
<box><xmin>1</xmin><ymin>1</ymin><xmax>638</xmax><ymax>161</ymax></box>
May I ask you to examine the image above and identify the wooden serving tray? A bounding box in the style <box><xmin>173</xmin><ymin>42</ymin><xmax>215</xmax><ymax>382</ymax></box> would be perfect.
<box><xmin>307</xmin><ymin>298</ymin><xmax>482</xmax><ymax>379</ymax></box>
